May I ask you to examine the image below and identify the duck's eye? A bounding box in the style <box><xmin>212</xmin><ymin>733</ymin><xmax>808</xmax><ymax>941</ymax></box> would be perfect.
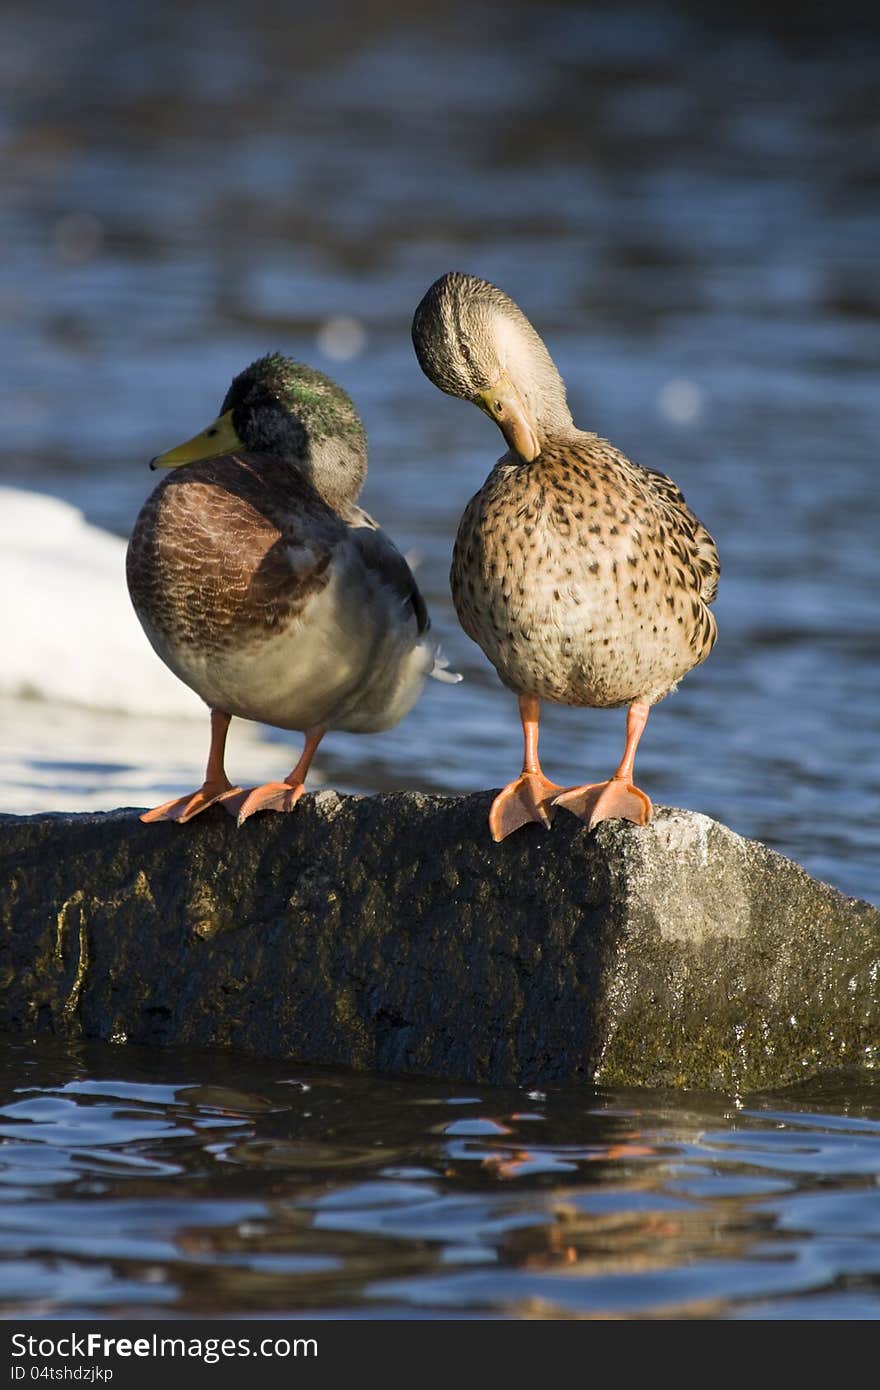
<box><xmin>459</xmin><ymin>342</ymin><xmax>472</xmax><ymax>364</ymax></box>
<box><xmin>205</xmin><ymin>427</ymin><xmax>219</xmax><ymax>438</ymax></box>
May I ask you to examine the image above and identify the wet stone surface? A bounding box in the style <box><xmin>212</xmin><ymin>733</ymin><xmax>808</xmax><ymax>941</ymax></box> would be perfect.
<box><xmin>0</xmin><ymin>796</ymin><xmax>877</xmax><ymax>1090</ymax></box>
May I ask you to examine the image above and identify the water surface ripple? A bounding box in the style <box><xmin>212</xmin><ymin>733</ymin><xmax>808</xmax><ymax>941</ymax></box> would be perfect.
<box><xmin>1</xmin><ymin>1040</ymin><xmax>880</xmax><ymax>1319</ymax></box>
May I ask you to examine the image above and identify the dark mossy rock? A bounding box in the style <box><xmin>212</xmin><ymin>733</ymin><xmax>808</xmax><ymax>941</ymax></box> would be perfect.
<box><xmin>0</xmin><ymin>794</ymin><xmax>877</xmax><ymax>1089</ymax></box>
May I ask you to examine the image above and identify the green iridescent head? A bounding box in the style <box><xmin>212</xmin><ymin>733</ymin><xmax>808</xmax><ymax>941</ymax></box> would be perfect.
<box><xmin>150</xmin><ymin>353</ymin><xmax>367</xmax><ymax>508</ymax></box>
<box><xmin>221</xmin><ymin>354</ymin><xmax>365</xmax><ymax>456</ymax></box>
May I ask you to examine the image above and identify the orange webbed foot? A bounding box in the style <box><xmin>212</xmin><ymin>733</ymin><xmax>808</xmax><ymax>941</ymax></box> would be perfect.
<box><xmin>140</xmin><ymin>780</ymin><xmax>241</xmax><ymax>825</ymax></box>
<box><xmin>489</xmin><ymin>771</ymin><xmax>563</xmax><ymax>842</ymax></box>
<box><xmin>552</xmin><ymin>778</ymin><xmax>652</xmax><ymax>831</ymax></box>
<box><xmin>231</xmin><ymin>779</ymin><xmax>307</xmax><ymax>827</ymax></box>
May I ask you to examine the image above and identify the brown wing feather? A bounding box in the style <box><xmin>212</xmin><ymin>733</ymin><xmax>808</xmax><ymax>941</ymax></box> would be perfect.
<box><xmin>127</xmin><ymin>454</ymin><xmax>335</xmax><ymax>654</ymax></box>
<box><xmin>640</xmin><ymin>465</ymin><xmax>720</xmax><ymax>605</ymax></box>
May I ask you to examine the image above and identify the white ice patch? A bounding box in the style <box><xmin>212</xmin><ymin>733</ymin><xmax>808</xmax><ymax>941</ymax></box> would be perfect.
<box><xmin>0</xmin><ymin>486</ymin><xmax>202</xmax><ymax>717</ymax></box>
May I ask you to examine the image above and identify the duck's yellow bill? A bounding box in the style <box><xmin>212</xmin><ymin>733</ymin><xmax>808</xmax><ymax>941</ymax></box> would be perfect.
<box><xmin>149</xmin><ymin>409</ymin><xmax>243</xmax><ymax>469</ymax></box>
<box><xmin>478</xmin><ymin>377</ymin><xmax>541</xmax><ymax>463</ymax></box>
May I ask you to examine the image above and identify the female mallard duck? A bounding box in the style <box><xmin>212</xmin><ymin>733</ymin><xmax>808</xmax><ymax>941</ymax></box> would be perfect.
<box><xmin>127</xmin><ymin>353</ymin><xmax>458</xmax><ymax>826</ymax></box>
<box><xmin>412</xmin><ymin>272</ymin><xmax>719</xmax><ymax>842</ymax></box>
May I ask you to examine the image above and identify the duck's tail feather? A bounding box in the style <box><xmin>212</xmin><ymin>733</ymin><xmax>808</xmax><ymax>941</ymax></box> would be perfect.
<box><xmin>429</xmin><ymin>644</ymin><xmax>462</xmax><ymax>684</ymax></box>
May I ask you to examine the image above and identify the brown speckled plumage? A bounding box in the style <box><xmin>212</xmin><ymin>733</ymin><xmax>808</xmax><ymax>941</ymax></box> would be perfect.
<box><xmin>452</xmin><ymin>431</ymin><xmax>718</xmax><ymax>708</ymax></box>
<box><xmin>413</xmin><ymin>271</ymin><xmax>719</xmax><ymax>837</ymax></box>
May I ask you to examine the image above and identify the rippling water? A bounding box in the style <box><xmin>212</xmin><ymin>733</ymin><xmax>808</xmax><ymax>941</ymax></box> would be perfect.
<box><xmin>1</xmin><ymin>1038</ymin><xmax>879</xmax><ymax>1319</ymax></box>
<box><xmin>1</xmin><ymin>0</ymin><xmax>878</xmax><ymax>1318</ymax></box>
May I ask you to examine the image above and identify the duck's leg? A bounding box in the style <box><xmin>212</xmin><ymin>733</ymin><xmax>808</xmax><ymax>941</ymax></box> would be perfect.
<box><xmin>488</xmin><ymin>695</ymin><xmax>563</xmax><ymax>842</ymax></box>
<box><xmin>552</xmin><ymin>700</ymin><xmax>653</xmax><ymax>830</ymax></box>
<box><xmin>140</xmin><ymin>710</ymin><xmax>241</xmax><ymax>824</ymax></box>
<box><xmin>231</xmin><ymin>725</ymin><xmax>327</xmax><ymax>827</ymax></box>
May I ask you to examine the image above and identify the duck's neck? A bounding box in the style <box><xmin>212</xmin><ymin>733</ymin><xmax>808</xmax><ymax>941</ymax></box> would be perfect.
<box><xmin>297</xmin><ymin>435</ymin><xmax>367</xmax><ymax>512</ymax></box>
<box><xmin>494</xmin><ymin>312</ymin><xmax>574</xmax><ymax>447</ymax></box>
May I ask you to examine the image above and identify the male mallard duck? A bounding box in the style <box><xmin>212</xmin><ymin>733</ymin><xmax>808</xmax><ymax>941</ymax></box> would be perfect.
<box><xmin>412</xmin><ymin>273</ymin><xmax>718</xmax><ymax>842</ymax></box>
<box><xmin>127</xmin><ymin>353</ymin><xmax>458</xmax><ymax>825</ymax></box>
